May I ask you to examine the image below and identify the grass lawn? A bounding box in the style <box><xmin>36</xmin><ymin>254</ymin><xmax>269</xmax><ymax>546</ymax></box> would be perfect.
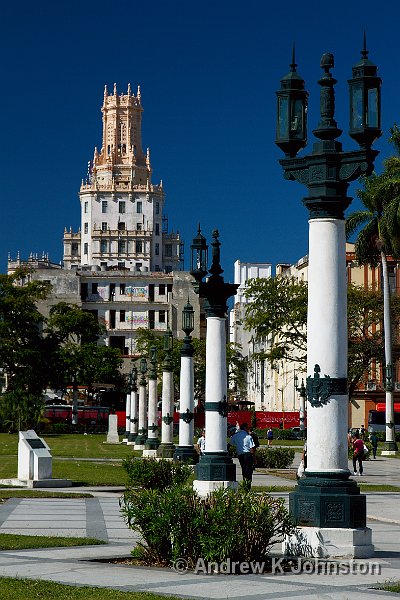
<box><xmin>0</xmin><ymin>456</ymin><xmax>127</xmax><ymax>486</ymax></box>
<box><xmin>259</xmin><ymin>440</ymin><xmax>303</xmax><ymax>447</ymax></box>
<box><xmin>0</xmin><ymin>533</ymin><xmax>105</xmax><ymax>550</ymax></box>
<box><xmin>0</xmin><ymin>578</ymin><xmax>190</xmax><ymax>600</ymax></box>
<box><xmin>0</xmin><ymin>433</ymin><xmax>141</xmax><ymax>459</ymax></box>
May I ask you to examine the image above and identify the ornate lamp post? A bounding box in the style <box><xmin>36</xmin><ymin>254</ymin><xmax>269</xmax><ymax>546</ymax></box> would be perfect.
<box><xmin>158</xmin><ymin>329</ymin><xmax>175</xmax><ymax>458</ymax></box>
<box><xmin>276</xmin><ymin>41</ymin><xmax>381</xmax><ymax>558</ymax></box>
<box><xmin>174</xmin><ymin>299</ymin><xmax>197</xmax><ymax>462</ymax></box>
<box><xmin>143</xmin><ymin>346</ymin><xmax>159</xmax><ymax>456</ymax></box>
<box><xmin>134</xmin><ymin>357</ymin><xmax>147</xmax><ymax>450</ymax></box>
<box><xmin>190</xmin><ymin>228</ymin><xmax>238</xmax><ymax>495</ymax></box>
<box><xmin>294</xmin><ymin>374</ymin><xmax>306</xmax><ymax>439</ymax></box>
<box><xmin>127</xmin><ymin>364</ymin><xmax>138</xmax><ymax>445</ymax></box>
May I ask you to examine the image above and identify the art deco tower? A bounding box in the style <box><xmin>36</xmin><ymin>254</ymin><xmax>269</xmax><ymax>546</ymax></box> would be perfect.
<box><xmin>63</xmin><ymin>84</ymin><xmax>181</xmax><ymax>273</ymax></box>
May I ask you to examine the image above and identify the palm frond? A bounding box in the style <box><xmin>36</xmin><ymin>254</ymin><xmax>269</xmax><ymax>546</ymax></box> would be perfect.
<box><xmin>346</xmin><ymin>210</ymin><xmax>373</xmax><ymax>240</ymax></box>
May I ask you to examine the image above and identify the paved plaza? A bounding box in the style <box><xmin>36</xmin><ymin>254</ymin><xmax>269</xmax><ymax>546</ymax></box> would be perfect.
<box><xmin>0</xmin><ymin>454</ymin><xmax>400</xmax><ymax>598</ymax></box>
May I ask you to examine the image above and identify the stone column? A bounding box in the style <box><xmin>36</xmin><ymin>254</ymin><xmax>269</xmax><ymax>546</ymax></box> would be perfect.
<box><xmin>134</xmin><ymin>359</ymin><xmax>147</xmax><ymax>450</ymax></box>
<box><xmin>143</xmin><ymin>347</ymin><xmax>159</xmax><ymax>456</ymax></box>
<box><xmin>174</xmin><ymin>333</ymin><xmax>196</xmax><ymax>462</ymax></box>
<box><xmin>122</xmin><ymin>391</ymin><xmax>131</xmax><ymax>444</ymax></box>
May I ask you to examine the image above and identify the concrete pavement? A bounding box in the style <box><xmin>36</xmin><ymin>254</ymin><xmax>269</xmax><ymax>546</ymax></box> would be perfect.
<box><xmin>0</xmin><ymin>454</ymin><xmax>400</xmax><ymax>598</ymax></box>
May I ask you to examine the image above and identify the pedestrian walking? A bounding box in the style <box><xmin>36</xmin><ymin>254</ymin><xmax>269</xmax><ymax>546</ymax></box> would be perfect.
<box><xmin>369</xmin><ymin>431</ymin><xmax>378</xmax><ymax>459</ymax></box>
<box><xmin>267</xmin><ymin>427</ymin><xmax>273</xmax><ymax>447</ymax></box>
<box><xmin>352</xmin><ymin>431</ymin><xmax>364</xmax><ymax>476</ymax></box>
<box><xmin>196</xmin><ymin>429</ymin><xmax>206</xmax><ymax>455</ymax></box>
<box><xmin>230</xmin><ymin>423</ymin><xmax>255</xmax><ymax>490</ymax></box>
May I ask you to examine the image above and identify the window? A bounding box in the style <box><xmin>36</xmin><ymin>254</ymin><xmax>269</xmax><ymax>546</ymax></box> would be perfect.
<box><xmin>159</xmin><ymin>284</ymin><xmax>165</xmax><ymax>295</ymax></box>
<box><xmin>159</xmin><ymin>310</ymin><xmax>166</xmax><ymax>323</ymax></box>
<box><xmin>102</xmin><ymin>201</ymin><xmax>108</xmax><ymax>213</ymax></box>
<box><xmin>167</xmin><ymin>284</ymin><xmax>173</xmax><ymax>296</ymax></box>
<box><xmin>102</xmin><ymin>222</ymin><xmax>107</xmax><ymax>231</ymax></box>
<box><xmin>155</xmin><ymin>202</ymin><xmax>160</xmax><ymax>215</ymax></box>
<box><xmin>155</xmin><ymin>265</ymin><xmax>160</xmax><ymax>272</ymax></box>
<box><xmin>92</xmin><ymin>283</ymin><xmax>98</xmax><ymax>294</ymax></box>
<box><xmin>100</xmin><ymin>240</ymin><xmax>108</xmax><ymax>253</ymax></box>
<box><xmin>84</xmin><ymin>222</ymin><xmax>88</xmax><ymax>234</ymax></box>
<box><xmin>84</xmin><ymin>201</ymin><xmax>88</xmax><ymax>213</ymax></box>
<box><xmin>120</xmin><ymin>310</ymin><xmax>126</xmax><ymax>323</ymax></box>
<box><xmin>118</xmin><ymin>241</ymin><xmax>126</xmax><ymax>254</ymax></box>
<box><xmin>120</xmin><ymin>283</ymin><xmax>126</xmax><ymax>295</ymax></box>
<box><xmin>84</xmin><ymin>243</ymin><xmax>88</xmax><ymax>255</ymax></box>
<box><xmin>164</xmin><ymin>266</ymin><xmax>172</xmax><ymax>274</ymax></box>
<box><xmin>119</xmin><ymin>201</ymin><xmax>126</xmax><ymax>214</ymax></box>
<box><xmin>136</xmin><ymin>201</ymin><xmax>142</xmax><ymax>214</ymax></box>
<box><xmin>136</xmin><ymin>223</ymin><xmax>142</xmax><ymax>231</ymax></box>
<box><xmin>71</xmin><ymin>243</ymin><xmax>79</xmax><ymax>257</ymax></box>
<box><xmin>109</xmin><ymin>310</ymin><xmax>116</xmax><ymax>329</ymax></box>
<box><xmin>155</xmin><ymin>243</ymin><xmax>159</xmax><ymax>256</ymax></box>
<box><xmin>136</xmin><ymin>241</ymin><xmax>143</xmax><ymax>253</ymax></box>
<box><xmin>165</xmin><ymin>244</ymin><xmax>172</xmax><ymax>257</ymax></box>
<box><xmin>118</xmin><ymin>262</ymin><xmax>125</xmax><ymax>269</ymax></box>
<box><xmin>136</xmin><ymin>263</ymin><xmax>142</xmax><ymax>271</ymax></box>
<box><xmin>155</xmin><ymin>223</ymin><xmax>160</xmax><ymax>236</ymax></box>
<box><xmin>149</xmin><ymin>309</ymin><xmax>155</xmax><ymax>330</ymax></box>
<box><xmin>118</xmin><ymin>222</ymin><xmax>125</xmax><ymax>231</ymax></box>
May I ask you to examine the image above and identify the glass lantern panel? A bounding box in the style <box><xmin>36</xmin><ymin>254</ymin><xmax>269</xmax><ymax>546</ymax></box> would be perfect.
<box><xmin>367</xmin><ymin>88</ymin><xmax>379</xmax><ymax>127</ymax></box>
<box><xmin>351</xmin><ymin>86</ymin><xmax>363</xmax><ymax>129</ymax></box>
<box><xmin>291</xmin><ymin>98</ymin><xmax>303</xmax><ymax>138</ymax></box>
<box><xmin>278</xmin><ymin>96</ymin><xmax>289</xmax><ymax>139</ymax></box>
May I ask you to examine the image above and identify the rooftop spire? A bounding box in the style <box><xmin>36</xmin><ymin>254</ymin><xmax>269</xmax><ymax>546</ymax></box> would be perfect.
<box><xmin>361</xmin><ymin>29</ymin><xmax>369</xmax><ymax>60</ymax></box>
<box><xmin>290</xmin><ymin>42</ymin><xmax>297</xmax><ymax>72</ymax></box>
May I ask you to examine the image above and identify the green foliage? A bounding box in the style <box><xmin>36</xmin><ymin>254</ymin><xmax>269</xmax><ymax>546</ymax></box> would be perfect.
<box><xmin>122</xmin><ymin>457</ymin><xmax>192</xmax><ymax>491</ymax></box>
<box><xmin>0</xmin><ymin>268</ymin><xmax>52</xmax><ymax>395</ymax></box>
<box><xmin>255</xmin><ymin>447</ymin><xmax>295</xmax><ymax>469</ymax></box>
<box><xmin>120</xmin><ymin>486</ymin><xmax>294</xmax><ymax>566</ymax></box>
<box><xmin>244</xmin><ymin>276</ymin><xmax>307</xmax><ymax>366</ymax></box>
<box><xmin>0</xmin><ymin>390</ymin><xmax>45</xmax><ymax>432</ymax></box>
<box><xmin>243</xmin><ymin>274</ymin><xmax>400</xmax><ymax>398</ymax></box>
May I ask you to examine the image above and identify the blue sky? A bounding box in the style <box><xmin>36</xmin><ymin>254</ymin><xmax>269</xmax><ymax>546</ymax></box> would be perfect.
<box><xmin>1</xmin><ymin>0</ymin><xmax>399</xmax><ymax>280</ymax></box>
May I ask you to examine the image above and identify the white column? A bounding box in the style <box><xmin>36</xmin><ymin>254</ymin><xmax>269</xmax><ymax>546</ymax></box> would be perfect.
<box><xmin>127</xmin><ymin>389</ymin><xmax>138</xmax><ymax>445</ymax></box>
<box><xmin>205</xmin><ymin>316</ymin><xmax>227</xmax><ymax>453</ymax></box>
<box><xmin>143</xmin><ymin>378</ymin><xmax>158</xmax><ymax>456</ymax></box>
<box><xmin>122</xmin><ymin>392</ymin><xmax>130</xmax><ymax>443</ymax></box>
<box><xmin>161</xmin><ymin>370</ymin><xmax>174</xmax><ymax>446</ymax></box>
<box><xmin>306</xmin><ymin>218</ymin><xmax>349</xmax><ymax>475</ymax></box>
<box><xmin>134</xmin><ymin>383</ymin><xmax>146</xmax><ymax>450</ymax></box>
<box><xmin>179</xmin><ymin>356</ymin><xmax>194</xmax><ymax>447</ymax></box>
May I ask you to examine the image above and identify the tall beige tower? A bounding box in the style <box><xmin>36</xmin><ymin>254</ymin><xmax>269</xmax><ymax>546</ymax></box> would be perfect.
<box><xmin>63</xmin><ymin>84</ymin><xmax>181</xmax><ymax>273</ymax></box>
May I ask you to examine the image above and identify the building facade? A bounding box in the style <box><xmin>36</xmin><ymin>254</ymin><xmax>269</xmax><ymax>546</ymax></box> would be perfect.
<box><xmin>8</xmin><ymin>85</ymin><xmax>201</xmax><ymax>361</ymax></box>
<box><xmin>63</xmin><ymin>84</ymin><xmax>182</xmax><ymax>274</ymax></box>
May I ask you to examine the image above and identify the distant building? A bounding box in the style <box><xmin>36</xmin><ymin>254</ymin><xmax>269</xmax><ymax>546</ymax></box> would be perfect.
<box><xmin>8</xmin><ymin>85</ymin><xmax>201</xmax><ymax>362</ymax></box>
<box><xmin>229</xmin><ymin>260</ymin><xmax>272</xmax><ymax>410</ymax></box>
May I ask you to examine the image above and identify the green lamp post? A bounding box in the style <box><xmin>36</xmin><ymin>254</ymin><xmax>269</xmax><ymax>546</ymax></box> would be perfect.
<box><xmin>276</xmin><ymin>40</ymin><xmax>381</xmax><ymax>558</ymax></box>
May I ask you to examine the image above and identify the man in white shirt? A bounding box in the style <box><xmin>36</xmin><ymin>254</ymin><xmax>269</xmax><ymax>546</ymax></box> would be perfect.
<box><xmin>196</xmin><ymin>429</ymin><xmax>206</xmax><ymax>455</ymax></box>
<box><xmin>230</xmin><ymin>423</ymin><xmax>255</xmax><ymax>490</ymax></box>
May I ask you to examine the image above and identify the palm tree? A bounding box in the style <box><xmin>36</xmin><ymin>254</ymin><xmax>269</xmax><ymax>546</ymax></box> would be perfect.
<box><xmin>346</xmin><ymin>125</ymin><xmax>400</xmax><ymax>452</ymax></box>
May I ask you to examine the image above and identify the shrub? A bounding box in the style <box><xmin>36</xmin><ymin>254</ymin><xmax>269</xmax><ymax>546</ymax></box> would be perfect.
<box><xmin>255</xmin><ymin>447</ymin><xmax>295</xmax><ymax>469</ymax></box>
<box><xmin>122</xmin><ymin>457</ymin><xmax>192</xmax><ymax>491</ymax></box>
<box><xmin>120</xmin><ymin>486</ymin><xmax>294</xmax><ymax>567</ymax></box>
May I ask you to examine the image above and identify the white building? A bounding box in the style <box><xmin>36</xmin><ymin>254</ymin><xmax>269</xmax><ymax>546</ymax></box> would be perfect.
<box><xmin>8</xmin><ymin>84</ymin><xmax>201</xmax><ymax>361</ymax></box>
<box><xmin>229</xmin><ymin>260</ymin><xmax>272</xmax><ymax>410</ymax></box>
<box><xmin>63</xmin><ymin>83</ymin><xmax>182</xmax><ymax>274</ymax></box>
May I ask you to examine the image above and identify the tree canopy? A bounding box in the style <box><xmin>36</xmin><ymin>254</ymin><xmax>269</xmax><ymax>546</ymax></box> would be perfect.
<box><xmin>243</xmin><ymin>276</ymin><xmax>400</xmax><ymax>398</ymax></box>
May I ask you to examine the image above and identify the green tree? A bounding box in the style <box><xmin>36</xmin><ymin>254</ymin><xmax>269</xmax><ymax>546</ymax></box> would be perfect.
<box><xmin>243</xmin><ymin>277</ymin><xmax>400</xmax><ymax>399</ymax></box>
<box><xmin>346</xmin><ymin>127</ymin><xmax>400</xmax><ymax>449</ymax></box>
<box><xmin>0</xmin><ymin>268</ymin><xmax>51</xmax><ymax>394</ymax></box>
<box><xmin>47</xmin><ymin>303</ymin><xmax>123</xmax><ymax>423</ymax></box>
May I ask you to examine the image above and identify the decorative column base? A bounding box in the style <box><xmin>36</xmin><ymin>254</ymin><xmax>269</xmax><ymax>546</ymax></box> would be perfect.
<box><xmin>283</xmin><ymin>526</ymin><xmax>373</xmax><ymax>559</ymax></box>
<box><xmin>122</xmin><ymin>434</ymin><xmax>129</xmax><ymax>444</ymax></box>
<box><xmin>134</xmin><ymin>429</ymin><xmax>147</xmax><ymax>450</ymax></box>
<box><xmin>173</xmin><ymin>445</ymin><xmax>198</xmax><ymax>463</ymax></box>
<box><xmin>143</xmin><ymin>448</ymin><xmax>158</xmax><ymax>457</ymax></box>
<box><xmin>144</xmin><ymin>436</ymin><xmax>160</xmax><ymax>455</ymax></box>
<box><xmin>127</xmin><ymin>432</ymin><xmax>136</xmax><ymax>445</ymax></box>
<box><xmin>381</xmin><ymin>440</ymin><xmax>398</xmax><ymax>455</ymax></box>
<box><xmin>157</xmin><ymin>442</ymin><xmax>175</xmax><ymax>458</ymax></box>
<box><xmin>193</xmin><ymin>452</ymin><xmax>236</xmax><ymax>496</ymax></box>
<box><xmin>287</xmin><ymin>474</ymin><xmax>373</xmax><ymax>558</ymax></box>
